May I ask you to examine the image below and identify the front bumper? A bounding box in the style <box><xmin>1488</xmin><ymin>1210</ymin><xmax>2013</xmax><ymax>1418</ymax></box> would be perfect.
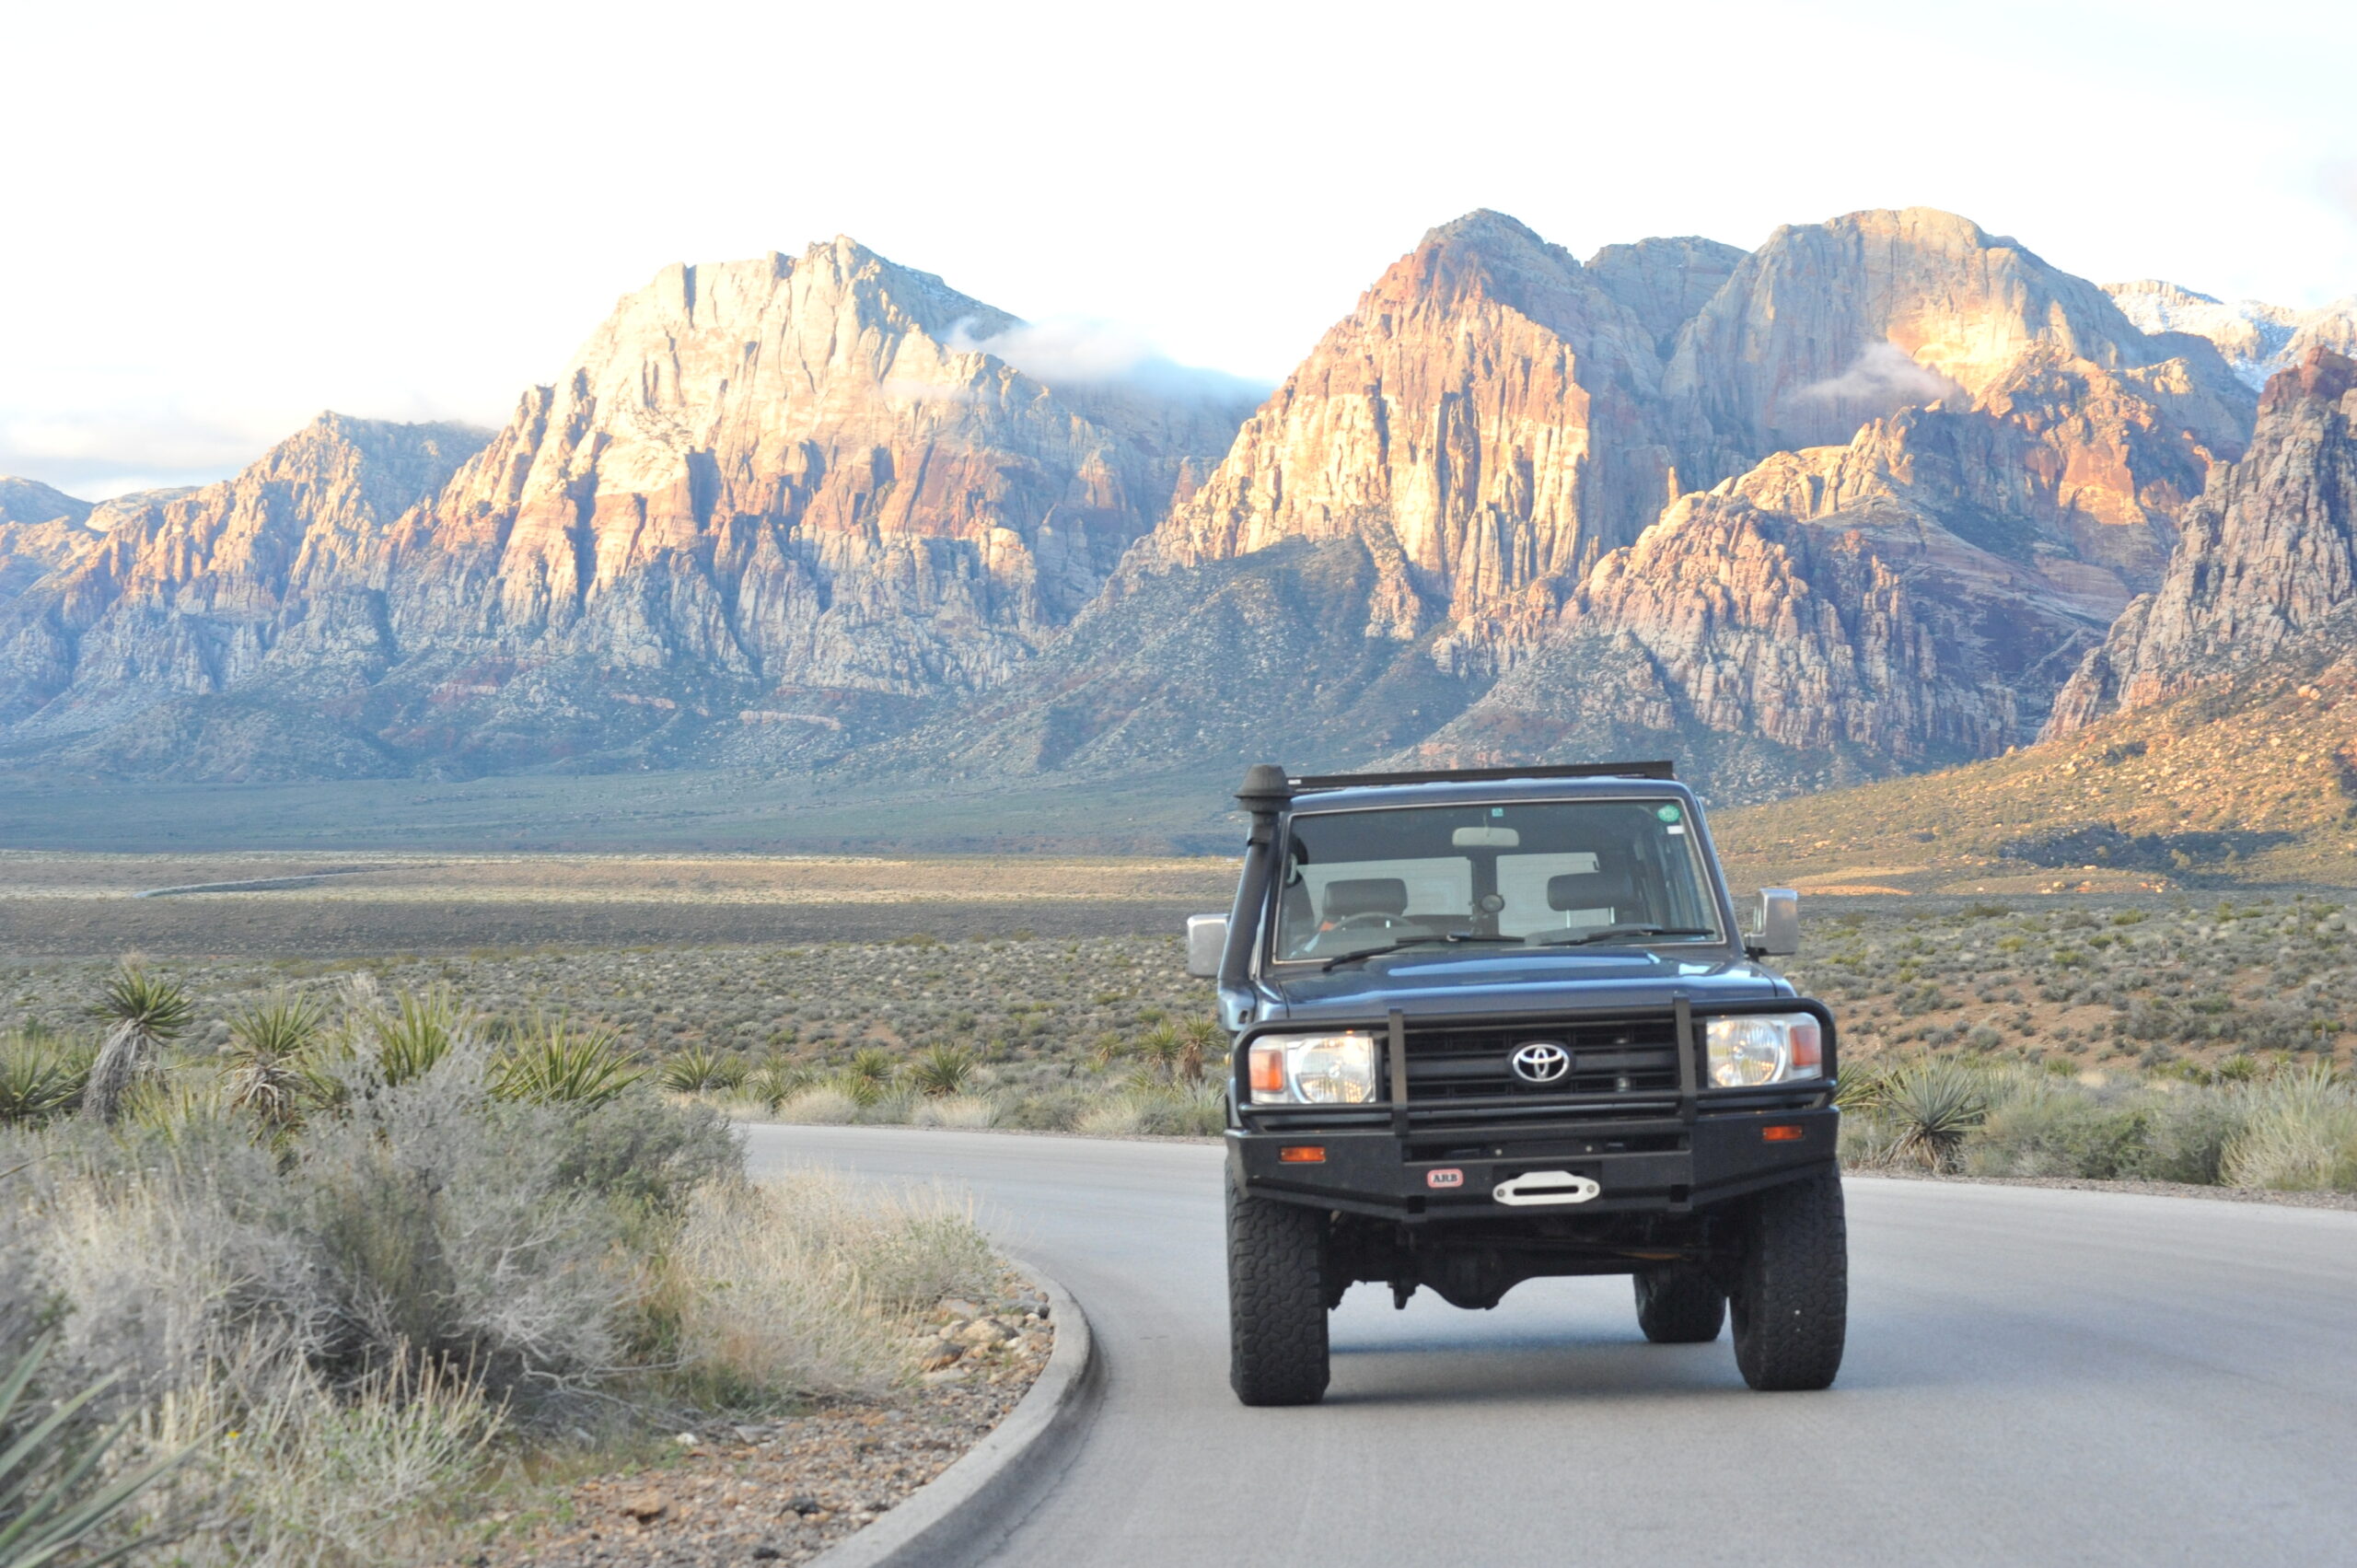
<box><xmin>1228</xmin><ymin>1103</ymin><xmax>1837</xmax><ymax>1221</ymax></box>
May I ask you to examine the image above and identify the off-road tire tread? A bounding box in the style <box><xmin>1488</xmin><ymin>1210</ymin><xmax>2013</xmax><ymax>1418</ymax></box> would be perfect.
<box><xmin>1731</xmin><ymin>1169</ymin><xmax>1847</xmax><ymax>1391</ymax></box>
<box><xmin>1634</xmin><ymin>1266</ymin><xmax>1726</xmax><ymax>1343</ymax></box>
<box><xmin>1227</xmin><ymin>1187</ymin><xmax>1330</xmax><ymax>1406</ymax></box>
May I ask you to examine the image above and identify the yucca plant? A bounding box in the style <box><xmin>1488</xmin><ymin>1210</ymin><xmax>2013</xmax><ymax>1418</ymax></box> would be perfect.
<box><xmin>492</xmin><ymin>1016</ymin><xmax>644</xmax><ymax>1109</ymax></box>
<box><xmin>0</xmin><ymin>1031</ymin><xmax>91</xmax><ymax>1126</ymax></box>
<box><xmin>845</xmin><ymin>1046</ymin><xmax>895</xmax><ymax>1087</ymax></box>
<box><xmin>221</xmin><ymin>993</ymin><xmax>329</xmax><ymax>1136</ymax></box>
<box><xmin>904</xmin><ymin>1044</ymin><xmax>978</xmax><ymax>1098</ymax></box>
<box><xmin>1087</xmin><ymin>1032</ymin><xmax>1128</xmax><ymax>1072</ymax></box>
<box><xmin>82</xmin><ymin>969</ymin><xmax>194</xmax><ymax>1125</ymax></box>
<box><xmin>1882</xmin><ymin>1061</ymin><xmax>1991</xmax><ymax>1171</ymax></box>
<box><xmin>366</xmin><ymin>986</ymin><xmax>471</xmax><ymax>1086</ymax></box>
<box><xmin>658</xmin><ymin>1043</ymin><xmax>744</xmax><ymax>1094</ymax></box>
<box><xmin>1178</xmin><ymin>1017</ymin><xmax>1224</xmax><ymax>1085</ymax></box>
<box><xmin>741</xmin><ymin>1060</ymin><xmax>812</xmax><ymax>1109</ymax></box>
<box><xmin>1137</xmin><ymin>1024</ymin><xmax>1185</xmax><ymax>1083</ymax></box>
<box><xmin>0</xmin><ymin>1336</ymin><xmax>187</xmax><ymax>1567</ymax></box>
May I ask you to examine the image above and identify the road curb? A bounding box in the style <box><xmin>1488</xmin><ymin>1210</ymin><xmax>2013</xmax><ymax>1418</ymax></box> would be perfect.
<box><xmin>807</xmin><ymin>1256</ymin><xmax>1098</xmax><ymax>1568</ymax></box>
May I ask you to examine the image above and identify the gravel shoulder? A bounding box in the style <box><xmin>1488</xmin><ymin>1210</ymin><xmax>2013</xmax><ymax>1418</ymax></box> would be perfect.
<box><xmin>476</xmin><ymin>1285</ymin><xmax>1053</xmax><ymax>1568</ymax></box>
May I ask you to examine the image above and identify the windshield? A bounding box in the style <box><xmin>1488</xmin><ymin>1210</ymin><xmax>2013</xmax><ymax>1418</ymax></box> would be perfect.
<box><xmin>1270</xmin><ymin>797</ymin><xmax>1727</xmax><ymax>964</ymax></box>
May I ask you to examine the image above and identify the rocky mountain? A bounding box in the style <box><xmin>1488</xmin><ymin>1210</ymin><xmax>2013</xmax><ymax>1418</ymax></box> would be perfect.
<box><xmin>2048</xmin><ymin>347</ymin><xmax>2357</xmax><ymax>733</ymax></box>
<box><xmin>1147</xmin><ymin>210</ymin><xmax>1684</xmax><ymax>645</ymax></box>
<box><xmin>2107</xmin><ymin>280</ymin><xmax>2357</xmax><ymax>391</ymax></box>
<box><xmin>0</xmin><ymin>239</ymin><xmax>1254</xmax><ymax>778</ymax></box>
<box><xmin>5</xmin><ymin>209</ymin><xmax>2341</xmax><ymax>807</ymax></box>
<box><xmin>996</xmin><ymin>206</ymin><xmax>2257</xmax><ymax>798</ymax></box>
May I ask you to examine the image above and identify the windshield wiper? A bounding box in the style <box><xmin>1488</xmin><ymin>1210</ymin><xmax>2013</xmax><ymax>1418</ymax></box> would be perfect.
<box><xmin>1524</xmin><ymin>924</ymin><xmax>1717</xmax><ymax>948</ymax></box>
<box><xmin>1319</xmin><ymin>933</ymin><xmax>1523</xmax><ymax>971</ymax></box>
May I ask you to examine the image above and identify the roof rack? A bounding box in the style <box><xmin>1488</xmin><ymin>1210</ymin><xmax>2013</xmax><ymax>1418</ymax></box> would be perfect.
<box><xmin>1287</xmin><ymin>760</ymin><xmax>1677</xmax><ymax>793</ymax></box>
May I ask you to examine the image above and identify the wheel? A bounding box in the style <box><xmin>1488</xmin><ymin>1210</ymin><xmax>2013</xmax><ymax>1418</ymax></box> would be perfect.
<box><xmin>1730</xmin><ymin>1170</ymin><xmax>1848</xmax><ymax>1391</ymax></box>
<box><xmin>1633</xmin><ymin>1265</ymin><xmax>1725</xmax><ymax>1342</ymax></box>
<box><xmin>1227</xmin><ymin>1185</ymin><xmax>1330</xmax><ymax>1406</ymax></box>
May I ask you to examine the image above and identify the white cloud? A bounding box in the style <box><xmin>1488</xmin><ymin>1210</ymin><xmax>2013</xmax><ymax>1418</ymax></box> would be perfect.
<box><xmin>945</xmin><ymin>317</ymin><xmax>1269</xmax><ymax>408</ymax></box>
<box><xmin>1795</xmin><ymin>342</ymin><xmax>1965</xmax><ymax>411</ymax></box>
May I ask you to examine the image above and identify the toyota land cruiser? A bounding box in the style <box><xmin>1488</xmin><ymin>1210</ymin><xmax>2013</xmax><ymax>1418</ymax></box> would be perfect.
<box><xmin>1187</xmin><ymin>761</ymin><xmax>1845</xmax><ymax>1405</ymax></box>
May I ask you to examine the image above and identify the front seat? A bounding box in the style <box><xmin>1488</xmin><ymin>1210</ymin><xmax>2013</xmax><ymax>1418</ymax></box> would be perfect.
<box><xmin>1322</xmin><ymin>877</ymin><xmax>1409</xmax><ymax>922</ymax></box>
<box><xmin>1546</xmin><ymin>852</ymin><xmax>1647</xmax><ymax>926</ymax></box>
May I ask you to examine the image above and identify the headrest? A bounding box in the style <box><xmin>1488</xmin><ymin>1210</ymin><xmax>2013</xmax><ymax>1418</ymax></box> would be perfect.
<box><xmin>1549</xmin><ymin>866</ymin><xmax>1636</xmax><ymax>912</ymax></box>
<box><xmin>1323</xmin><ymin>877</ymin><xmax>1409</xmax><ymax>919</ymax></box>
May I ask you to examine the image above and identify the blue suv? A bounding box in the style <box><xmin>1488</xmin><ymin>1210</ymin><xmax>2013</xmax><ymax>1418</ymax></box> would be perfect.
<box><xmin>1190</xmin><ymin>762</ymin><xmax>1845</xmax><ymax>1404</ymax></box>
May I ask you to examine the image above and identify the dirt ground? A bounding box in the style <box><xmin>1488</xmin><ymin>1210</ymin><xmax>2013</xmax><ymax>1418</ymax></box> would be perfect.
<box><xmin>0</xmin><ymin>852</ymin><xmax>1238</xmax><ymax>958</ymax></box>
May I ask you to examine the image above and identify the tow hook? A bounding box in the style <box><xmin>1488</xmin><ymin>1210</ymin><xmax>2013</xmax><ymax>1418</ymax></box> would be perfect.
<box><xmin>1492</xmin><ymin>1170</ymin><xmax>1602</xmax><ymax>1206</ymax></box>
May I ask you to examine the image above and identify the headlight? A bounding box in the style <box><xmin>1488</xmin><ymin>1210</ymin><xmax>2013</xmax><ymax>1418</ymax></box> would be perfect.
<box><xmin>1705</xmin><ymin>1014</ymin><xmax>1824</xmax><ymax>1086</ymax></box>
<box><xmin>1246</xmin><ymin>1032</ymin><xmax>1378</xmax><ymax>1105</ymax></box>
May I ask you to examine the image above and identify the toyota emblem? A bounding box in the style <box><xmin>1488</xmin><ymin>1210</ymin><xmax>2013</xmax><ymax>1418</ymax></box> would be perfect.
<box><xmin>1509</xmin><ymin>1041</ymin><xmax>1571</xmax><ymax>1085</ymax></box>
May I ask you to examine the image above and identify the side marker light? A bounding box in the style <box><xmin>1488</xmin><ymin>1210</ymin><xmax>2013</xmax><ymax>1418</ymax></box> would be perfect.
<box><xmin>1279</xmin><ymin>1145</ymin><xmax>1327</xmax><ymax>1164</ymax></box>
<box><xmin>1761</xmin><ymin>1124</ymin><xmax>1805</xmax><ymax>1143</ymax></box>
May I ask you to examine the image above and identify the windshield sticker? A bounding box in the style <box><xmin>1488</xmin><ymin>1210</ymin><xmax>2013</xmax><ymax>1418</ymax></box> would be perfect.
<box><xmin>1655</xmin><ymin>804</ymin><xmax>1682</xmax><ymax>823</ymax></box>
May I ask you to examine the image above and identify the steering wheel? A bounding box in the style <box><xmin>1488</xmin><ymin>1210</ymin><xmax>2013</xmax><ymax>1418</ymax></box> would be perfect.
<box><xmin>1329</xmin><ymin>912</ymin><xmax>1407</xmax><ymax>934</ymax></box>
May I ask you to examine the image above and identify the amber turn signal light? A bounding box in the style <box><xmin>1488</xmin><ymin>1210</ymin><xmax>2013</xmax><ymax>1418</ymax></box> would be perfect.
<box><xmin>1279</xmin><ymin>1145</ymin><xmax>1327</xmax><ymax>1164</ymax></box>
<box><xmin>1761</xmin><ymin>1124</ymin><xmax>1805</xmax><ymax>1143</ymax></box>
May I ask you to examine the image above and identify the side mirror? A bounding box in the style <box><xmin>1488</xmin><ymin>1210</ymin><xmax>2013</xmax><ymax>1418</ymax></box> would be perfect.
<box><xmin>1747</xmin><ymin>889</ymin><xmax>1800</xmax><ymax>958</ymax></box>
<box><xmin>1186</xmin><ymin>914</ymin><xmax>1228</xmax><ymax>978</ymax></box>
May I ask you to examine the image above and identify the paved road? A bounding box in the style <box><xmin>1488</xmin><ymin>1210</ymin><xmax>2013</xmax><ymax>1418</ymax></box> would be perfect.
<box><xmin>744</xmin><ymin>1127</ymin><xmax>2357</xmax><ymax>1568</ymax></box>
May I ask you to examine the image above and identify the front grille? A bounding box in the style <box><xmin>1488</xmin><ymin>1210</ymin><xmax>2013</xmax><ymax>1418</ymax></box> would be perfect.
<box><xmin>1402</xmin><ymin>1014</ymin><xmax>1683</xmax><ymax>1100</ymax></box>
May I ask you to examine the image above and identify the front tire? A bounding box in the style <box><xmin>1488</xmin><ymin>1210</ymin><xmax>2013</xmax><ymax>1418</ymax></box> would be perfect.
<box><xmin>1227</xmin><ymin>1186</ymin><xmax>1330</xmax><ymax>1406</ymax></box>
<box><xmin>1730</xmin><ymin>1170</ymin><xmax>1848</xmax><ymax>1390</ymax></box>
<box><xmin>1633</xmin><ymin>1265</ymin><xmax>1725</xmax><ymax>1342</ymax></box>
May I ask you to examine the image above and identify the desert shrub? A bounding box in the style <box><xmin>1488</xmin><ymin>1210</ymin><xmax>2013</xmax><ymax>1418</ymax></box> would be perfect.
<box><xmin>998</xmin><ymin>1086</ymin><xmax>1089</xmax><ymax>1132</ymax></box>
<box><xmin>857</xmin><ymin>1087</ymin><xmax>918</xmax><ymax>1125</ymax></box>
<box><xmin>1966</xmin><ymin>1084</ymin><xmax>2149</xmax><ymax>1179</ymax></box>
<box><xmin>910</xmin><ymin>1095</ymin><xmax>1000</xmax><ymax>1129</ymax></box>
<box><xmin>2128</xmin><ymin>1089</ymin><xmax>2250</xmax><ymax>1184</ymax></box>
<box><xmin>1136</xmin><ymin>1082</ymin><xmax>1226</xmax><ymax>1136</ymax></box>
<box><xmin>669</xmin><ymin>1172</ymin><xmax>994</xmax><ymax>1403</ymax></box>
<box><xmin>775</xmin><ymin>1086</ymin><xmax>860</xmax><ymax>1125</ymax></box>
<box><xmin>2221</xmin><ymin>1065</ymin><xmax>2357</xmax><ymax>1190</ymax></box>
<box><xmin>1837</xmin><ymin>1110</ymin><xmax>1903</xmax><ymax>1168</ymax></box>
<box><xmin>1074</xmin><ymin>1094</ymin><xmax>1146</xmax><ymax>1137</ymax></box>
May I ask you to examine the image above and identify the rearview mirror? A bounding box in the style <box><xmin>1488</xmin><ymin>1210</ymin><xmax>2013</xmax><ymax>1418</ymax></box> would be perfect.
<box><xmin>1186</xmin><ymin>914</ymin><xmax>1228</xmax><ymax>977</ymax></box>
<box><xmin>1747</xmin><ymin>889</ymin><xmax>1800</xmax><ymax>958</ymax></box>
<box><xmin>1451</xmin><ymin>826</ymin><xmax>1520</xmax><ymax>847</ymax></box>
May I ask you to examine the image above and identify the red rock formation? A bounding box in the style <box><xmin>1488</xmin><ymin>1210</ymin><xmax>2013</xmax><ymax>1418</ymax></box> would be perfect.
<box><xmin>1150</xmin><ymin>212</ymin><xmax>1680</xmax><ymax>637</ymax></box>
<box><xmin>2047</xmin><ymin>347</ymin><xmax>2357</xmax><ymax>732</ymax></box>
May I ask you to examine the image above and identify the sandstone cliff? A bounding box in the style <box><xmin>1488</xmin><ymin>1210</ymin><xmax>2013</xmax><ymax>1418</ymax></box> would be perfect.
<box><xmin>1666</xmin><ymin>210</ymin><xmax>2250</xmax><ymax>589</ymax></box>
<box><xmin>0</xmin><ymin>415</ymin><xmax>487</xmax><ymax>741</ymax></box>
<box><xmin>0</xmin><ymin>239</ymin><xmax>1251</xmax><ymax>777</ymax></box>
<box><xmin>2047</xmin><ymin>347</ymin><xmax>2357</xmax><ymax>732</ymax></box>
<box><xmin>1148</xmin><ymin>212</ymin><xmax>1682</xmax><ymax>642</ymax></box>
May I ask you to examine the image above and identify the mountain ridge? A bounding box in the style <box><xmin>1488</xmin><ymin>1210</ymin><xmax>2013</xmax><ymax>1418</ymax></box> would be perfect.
<box><xmin>0</xmin><ymin>209</ymin><xmax>2338</xmax><ymax>818</ymax></box>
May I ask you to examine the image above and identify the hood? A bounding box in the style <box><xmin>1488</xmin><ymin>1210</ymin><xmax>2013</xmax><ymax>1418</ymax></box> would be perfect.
<box><xmin>1263</xmin><ymin>949</ymin><xmax>1793</xmax><ymax>1024</ymax></box>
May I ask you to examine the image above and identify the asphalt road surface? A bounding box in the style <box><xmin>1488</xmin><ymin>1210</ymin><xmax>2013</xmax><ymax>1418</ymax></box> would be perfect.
<box><xmin>744</xmin><ymin>1127</ymin><xmax>2357</xmax><ymax>1568</ymax></box>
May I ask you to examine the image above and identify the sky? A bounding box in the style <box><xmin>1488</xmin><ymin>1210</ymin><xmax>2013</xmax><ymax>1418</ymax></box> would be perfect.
<box><xmin>6</xmin><ymin>0</ymin><xmax>2357</xmax><ymax>498</ymax></box>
